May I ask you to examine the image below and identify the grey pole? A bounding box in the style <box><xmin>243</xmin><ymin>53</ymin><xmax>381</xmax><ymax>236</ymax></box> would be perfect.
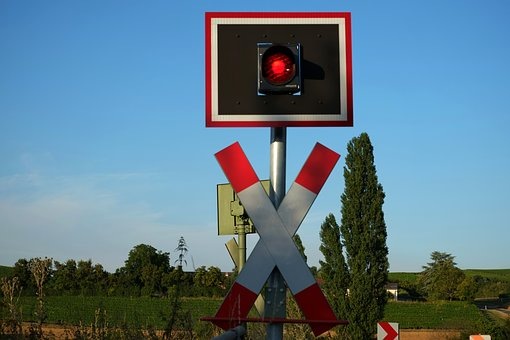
<box><xmin>238</xmin><ymin>225</ymin><xmax>247</xmax><ymax>335</ymax></box>
<box><xmin>238</xmin><ymin>227</ymin><xmax>246</xmax><ymax>271</ymax></box>
<box><xmin>265</xmin><ymin>127</ymin><xmax>287</xmax><ymax>340</ymax></box>
<box><xmin>212</xmin><ymin>325</ymin><xmax>247</xmax><ymax>340</ymax></box>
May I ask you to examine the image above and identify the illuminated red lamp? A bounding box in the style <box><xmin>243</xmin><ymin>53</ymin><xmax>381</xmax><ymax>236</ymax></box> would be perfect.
<box><xmin>258</xmin><ymin>43</ymin><xmax>301</xmax><ymax>95</ymax></box>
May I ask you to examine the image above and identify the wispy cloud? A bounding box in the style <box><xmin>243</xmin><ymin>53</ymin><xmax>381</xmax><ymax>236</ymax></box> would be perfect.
<box><xmin>0</xmin><ymin>171</ymin><xmax>221</xmax><ymax>272</ymax></box>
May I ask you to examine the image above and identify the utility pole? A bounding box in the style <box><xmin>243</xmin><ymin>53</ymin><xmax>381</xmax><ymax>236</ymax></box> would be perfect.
<box><xmin>265</xmin><ymin>127</ymin><xmax>287</xmax><ymax>340</ymax></box>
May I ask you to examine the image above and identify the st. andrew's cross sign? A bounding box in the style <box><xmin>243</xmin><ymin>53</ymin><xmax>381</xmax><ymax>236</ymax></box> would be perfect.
<box><xmin>203</xmin><ymin>142</ymin><xmax>346</xmax><ymax>336</ymax></box>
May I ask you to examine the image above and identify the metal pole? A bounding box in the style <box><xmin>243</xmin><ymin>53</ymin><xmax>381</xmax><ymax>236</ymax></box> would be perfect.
<box><xmin>238</xmin><ymin>227</ymin><xmax>246</xmax><ymax>271</ymax></box>
<box><xmin>265</xmin><ymin>127</ymin><xmax>287</xmax><ymax>340</ymax></box>
<box><xmin>212</xmin><ymin>325</ymin><xmax>247</xmax><ymax>340</ymax></box>
<box><xmin>238</xmin><ymin>225</ymin><xmax>247</xmax><ymax>336</ymax></box>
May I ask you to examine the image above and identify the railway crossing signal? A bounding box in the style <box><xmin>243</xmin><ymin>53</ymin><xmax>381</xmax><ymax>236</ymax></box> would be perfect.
<box><xmin>203</xmin><ymin>11</ymin><xmax>354</xmax><ymax>339</ymax></box>
<box><xmin>207</xmin><ymin>142</ymin><xmax>344</xmax><ymax>336</ymax></box>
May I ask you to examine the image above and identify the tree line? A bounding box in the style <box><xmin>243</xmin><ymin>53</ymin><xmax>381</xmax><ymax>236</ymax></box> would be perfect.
<box><xmin>398</xmin><ymin>251</ymin><xmax>510</xmax><ymax>301</ymax></box>
<box><xmin>6</xmin><ymin>243</ymin><xmax>230</xmax><ymax>298</ymax></box>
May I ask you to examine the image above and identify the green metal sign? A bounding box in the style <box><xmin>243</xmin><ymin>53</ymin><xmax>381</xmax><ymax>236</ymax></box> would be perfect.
<box><xmin>216</xmin><ymin>180</ymin><xmax>270</xmax><ymax>235</ymax></box>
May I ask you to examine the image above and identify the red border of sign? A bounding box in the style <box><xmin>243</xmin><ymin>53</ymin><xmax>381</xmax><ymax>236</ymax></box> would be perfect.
<box><xmin>205</xmin><ymin>12</ymin><xmax>353</xmax><ymax>128</ymax></box>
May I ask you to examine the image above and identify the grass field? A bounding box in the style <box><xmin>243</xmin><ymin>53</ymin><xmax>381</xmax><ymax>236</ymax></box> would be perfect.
<box><xmin>384</xmin><ymin>300</ymin><xmax>483</xmax><ymax>329</ymax></box>
<box><xmin>3</xmin><ymin>296</ymin><xmax>222</xmax><ymax>329</ymax></box>
<box><xmin>1</xmin><ymin>295</ymin><xmax>492</xmax><ymax>332</ymax></box>
<box><xmin>388</xmin><ymin>272</ymin><xmax>420</xmax><ymax>283</ymax></box>
<box><xmin>464</xmin><ymin>269</ymin><xmax>510</xmax><ymax>282</ymax></box>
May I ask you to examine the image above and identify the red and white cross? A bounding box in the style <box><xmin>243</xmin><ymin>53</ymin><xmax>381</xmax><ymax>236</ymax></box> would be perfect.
<box><xmin>211</xmin><ymin>141</ymin><xmax>342</xmax><ymax>336</ymax></box>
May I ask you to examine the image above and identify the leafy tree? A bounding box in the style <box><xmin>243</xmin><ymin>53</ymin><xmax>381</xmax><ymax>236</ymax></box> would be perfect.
<box><xmin>76</xmin><ymin>260</ymin><xmax>96</xmax><ymax>295</ymax></box>
<box><xmin>192</xmin><ymin>266</ymin><xmax>225</xmax><ymax>297</ymax></box>
<box><xmin>418</xmin><ymin>251</ymin><xmax>465</xmax><ymax>301</ymax></box>
<box><xmin>73</xmin><ymin>259</ymin><xmax>109</xmax><ymax>295</ymax></box>
<box><xmin>118</xmin><ymin>244</ymin><xmax>171</xmax><ymax>296</ymax></box>
<box><xmin>397</xmin><ymin>279</ymin><xmax>422</xmax><ymax>300</ymax></box>
<box><xmin>92</xmin><ymin>263</ymin><xmax>109</xmax><ymax>295</ymax></box>
<box><xmin>48</xmin><ymin>259</ymin><xmax>109</xmax><ymax>296</ymax></box>
<box><xmin>193</xmin><ymin>266</ymin><xmax>207</xmax><ymax>286</ymax></box>
<box><xmin>340</xmin><ymin>133</ymin><xmax>389</xmax><ymax>339</ymax></box>
<box><xmin>457</xmin><ymin>275</ymin><xmax>478</xmax><ymax>301</ymax></box>
<box><xmin>11</xmin><ymin>259</ymin><xmax>35</xmax><ymax>295</ymax></box>
<box><xmin>475</xmin><ymin>278</ymin><xmax>510</xmax><ymax>298</ymax></box>
<box><xmin>319</xmin><ymin>213</ymin><xmax>349</xmax><ymax>318</ymax></box>
<box><xmin>204</xmin><ymin>266</ymin><xmax>223</xmax><ymax>287</ymax></box>
<box><xmin>141</xmin><ymin>263</ymin><xmax>166</xmax><ymax>296</ymax></box>
<box><xmin>51</xmin><ymin>259</ymin><xmax>78</xmax><ymax>294</ymax></box>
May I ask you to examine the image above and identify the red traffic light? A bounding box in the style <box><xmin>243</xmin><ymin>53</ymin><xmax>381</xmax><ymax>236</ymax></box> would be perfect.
<box><xmin>258</xmin><ymin>43</ymin><xmax>301</xmax><ymax>95</ymax></box>
<box><xmin>262</xmin><ymin>47</ymin><xmax>296</xmax><ymax>85</ymax></box>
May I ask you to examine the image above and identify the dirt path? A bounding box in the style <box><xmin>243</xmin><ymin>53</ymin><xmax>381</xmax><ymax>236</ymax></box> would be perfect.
<box><xmin>488</xmin><ymin>308</ymin><xmax>510</xmax><ymax>320</ymax></box>
<box><xmin>18</xmin><ymin>324</ymin><xmax>463</xmax><ymax>339</ymax></box>
<box><xmin>400</xmin><ymin>329</ymin><xmax>460</xmax><ymax>340</ymax></box>
<box><xmin>19</xmin><ymin>323</ymin><xmax>164</xmax><ymax>339</ymax></box>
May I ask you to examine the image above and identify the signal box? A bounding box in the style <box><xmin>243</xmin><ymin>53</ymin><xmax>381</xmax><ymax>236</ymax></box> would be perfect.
<box><xmin>217</xmin><ymin>180</ymin><xmax>270</xmax><ymax>235</ymax></box>
<box><xmin>206</xmin><ymin>12</ymin><xmax>353</xmax><ymax>127</ymax></box>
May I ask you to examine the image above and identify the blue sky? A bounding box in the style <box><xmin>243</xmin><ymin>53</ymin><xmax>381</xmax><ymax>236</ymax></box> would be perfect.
<box><xmin>1</xmin><ymin>1</ymin><xmax>509</xmax><ymax>273</ymax></box>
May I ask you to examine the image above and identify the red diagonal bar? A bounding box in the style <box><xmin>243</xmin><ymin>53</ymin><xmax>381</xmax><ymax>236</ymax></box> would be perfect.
<box><xmin>295</xmin><ymin>143</ymin><xmax>340</xmax><ymax>194</ymax></box>
<box><xmin>294</xmin><ymin>283</ymin><xmax>339</xmax><ymax>336</ymax></box>
<box><xmin>211</xmin><ymin>282</ymin><xmax>258</xmax><ymax>331</ymax></box>
<box><xmin>215</xmin><ymin>142</ymin><xmax>259</xmax><ymax>193</ymax></box>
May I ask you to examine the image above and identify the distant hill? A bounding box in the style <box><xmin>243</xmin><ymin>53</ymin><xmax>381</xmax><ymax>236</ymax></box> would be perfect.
<box><xmin>387</xmin><ymin>269</ymin><xmax>510</xmax><ymax>284</ymax></box>
<box><xmin>388</xmin><ymin>272</ymin><xmax>420</xmax><ymax>283</ymax></box>
<box><xmin>0</xmin><ymin>265</ymin><xmax>14</xmax><ymax>278</ymax></box>
<box><xmin>463</xmin><ymin>269</ymin><xmax>510</xmax><ymax>282</ymax></box>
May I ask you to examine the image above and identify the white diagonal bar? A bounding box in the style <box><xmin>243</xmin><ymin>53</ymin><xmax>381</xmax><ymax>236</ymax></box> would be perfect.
<box><xmin>235</xmin><ymin>183</ymin><xmax>317</xmax><ymax>292</ymax></box>
<box><xmin>237</xmin><ymin>182</ymin><xmax>316</xmax><ymax>293</ymax></box>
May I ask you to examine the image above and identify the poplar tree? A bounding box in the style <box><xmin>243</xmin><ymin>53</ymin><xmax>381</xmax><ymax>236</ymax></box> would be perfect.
<box><xmin>319</xmin><ymin>213</ymin><xmax>349</xmax><ymax>319</ymax></box>
<box><xmin>293</xmin><ymin>234</ymin><xmax>307</xmax><ymax>263</ymax></box>
<box><xmin>340</xmin><ymin>133</ymin><xmax>389</xmax><ymax>339</ymax></box>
